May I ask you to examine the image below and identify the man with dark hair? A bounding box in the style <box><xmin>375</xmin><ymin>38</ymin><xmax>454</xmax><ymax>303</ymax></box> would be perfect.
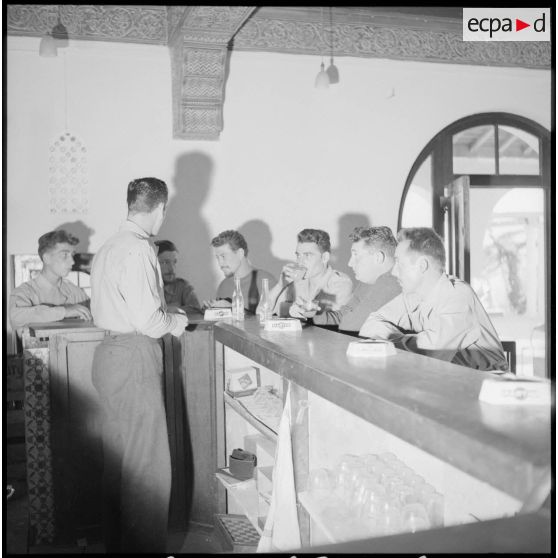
<box><xmin>155</xmin><ymin>239</ymin><xmax>201</xmax><ymax>315</ymax></box>
<box><xmin>204</xmin><ymin>229</ymin><xmax>276</xmax><ymax>312</ymax></box>
<box><xmin>9</xmin><ymin>229</ymin><xmax>91</xmax><ymax>336</ymax></box>
<box><xmin>360</xmin><ymin>227</ymin><xmax>508</xmax><ymax>371</ymax></box>
<box><xmin>90</xmin><ymin>177</ymin><xmax>189</xmax><ymax>553</ymax></box>
<box><xmin>300</xmin><ymin>226</ymin><xmax>401</xmax><ymax>333</ymax></box>
<box><xmin>268</xmin><ymin>228</ymin><xmax>353</xmax><ymax>317</ymax></box>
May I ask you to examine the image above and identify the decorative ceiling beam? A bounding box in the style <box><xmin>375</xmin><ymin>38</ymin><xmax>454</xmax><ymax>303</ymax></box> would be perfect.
<box><xmin>169</xmin><ymin>6</ymin><xmax>256</xmax><ymax>140</ymax></box>
<box><xmin>232</xmin><ymin>7</ymin><xmax>551</xmax><ymax>70</ymax></box>
<box><xmin>7</xmin><ymin>5</ymin><xmax>550</xmax><ymax>70</ymax></box>
<box><xmin>7</xmin><ymin>4</ymin><xmax>168</xmax><ymax>44</ymax></box>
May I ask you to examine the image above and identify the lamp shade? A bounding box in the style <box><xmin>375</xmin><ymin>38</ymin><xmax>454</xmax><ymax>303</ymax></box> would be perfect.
<box><xmin>51</xmin><ymin>20</ymin><xmax>69</xmax><ymax>48</ymax></box>
<box><xmin>326</xmin><ymin>58</ymin><xmax>339</xmax><ymax>84</ymax></box>
<box><xmin>39</xmin><ymin>34</ymin><xmax>58</xmax><ymax>57</ymax></box>
<box><xmin>314</xmin><ymin>62</ymin><xmax>330</xmax><ymax>89</ymax></box>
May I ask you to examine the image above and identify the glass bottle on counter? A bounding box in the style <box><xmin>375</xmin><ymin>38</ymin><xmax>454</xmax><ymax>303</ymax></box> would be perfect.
<box><xmin>257</xmin><ymin>278</ymin><xmax>271</xmax><ymax>325</ymax></box>
<box><xmin>232</xmin><ymin>276</ymin><xmax>245</xmax><ymax>321</ymax></box>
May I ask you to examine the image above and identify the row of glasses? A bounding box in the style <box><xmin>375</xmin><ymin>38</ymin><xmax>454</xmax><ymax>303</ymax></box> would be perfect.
<box><xmin>306</xmin><ymin>451</ymin><xmax>444</xmax><ymax>539</ymax></box>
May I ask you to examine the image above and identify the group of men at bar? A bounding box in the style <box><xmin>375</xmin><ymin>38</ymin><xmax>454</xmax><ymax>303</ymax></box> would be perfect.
<box><xmin>8</xmin><ymin>176</ymin><xmax>508</xmax><ymax>553</ymax></box>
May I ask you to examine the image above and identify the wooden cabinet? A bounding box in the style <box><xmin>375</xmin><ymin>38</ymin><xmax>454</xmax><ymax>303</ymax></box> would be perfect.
<box><xmin>23</xmin><ymin>322</ymin><xmax>186</xmax><ymax>545</ymax></box>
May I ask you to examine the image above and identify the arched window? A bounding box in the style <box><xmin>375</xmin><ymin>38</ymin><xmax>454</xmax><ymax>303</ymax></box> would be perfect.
<box><xmin>398</xmin><ymin>113</ymin><xmax>550</xmax><ymax>378</ymax></box>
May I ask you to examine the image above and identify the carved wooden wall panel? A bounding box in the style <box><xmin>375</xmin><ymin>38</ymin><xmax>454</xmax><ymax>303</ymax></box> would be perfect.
<box><xmin>170</xmin><ymin>6</ymin><xmax>256</xmax><ymax>140</ymax></box>
<box><xmin>8</xmin><ymin>4</ymin><xmax>167</xmax><ymax>44</ymax></box>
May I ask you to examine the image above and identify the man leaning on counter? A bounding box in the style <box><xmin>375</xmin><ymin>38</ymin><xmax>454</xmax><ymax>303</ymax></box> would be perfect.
<box><xmin>360</xmin><ymin>227</ymin><xmax>508</xmax><ymax>372</ymax></box>
<box><xmin>9</xmin><ymin>229</ymin><xmax>91</xmax><ymax>340</ymax></box>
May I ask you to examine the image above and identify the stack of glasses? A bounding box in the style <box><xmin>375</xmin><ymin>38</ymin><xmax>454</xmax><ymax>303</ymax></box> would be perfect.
<box><xmin>306</xmin><ymin>452</ymin><xmax>444</xmax><ymax>540</ymax></box>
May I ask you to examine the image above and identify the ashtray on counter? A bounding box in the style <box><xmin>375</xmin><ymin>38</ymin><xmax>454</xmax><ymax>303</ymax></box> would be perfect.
<box><xmin>204</xmin><ymin>307</ymin><xmax>233</xmax><ymax>320</ymax></box>
<box><xmin>346</xmin><ymin>339</ymin><xmax>396</xmax><ymax>357</ymax></box>
<box><xmin>264</xmin><ymin>318</ymin><xmax>302</xmax><ymax>332</ymax></box>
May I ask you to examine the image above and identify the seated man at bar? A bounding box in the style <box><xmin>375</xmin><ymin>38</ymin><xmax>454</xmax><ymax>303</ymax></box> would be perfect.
<box><xmin>204</xmin><ymin>229</ymin><xmax>276</xmax><ymax>313</ymax></box>
<box><xmin>360</xmin><ymin>227</ymin><xmax>508</xmax><ymax>371</ymax></box>
<box><xmin>9</xmin><ymin>229</ymin><xmax>91</xmax><ymax>337</ymax></box>
<box><xmin>155</xmin><ymin>239</ymin><xmax>201</xmax><ymax>315</ymax></box>
<box><xmin>291</xmin><ymin>226</ymin><xmax>401</xmax><ymax>333</ymax></box>
<box><xmin>268</xmin><ymin>228</ymin><xmax>353</xmax><ymax>318</ymax></box>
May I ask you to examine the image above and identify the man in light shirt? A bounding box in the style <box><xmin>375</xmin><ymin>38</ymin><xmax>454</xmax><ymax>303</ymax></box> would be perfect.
<box><xmin>301</xmin><ymin>226</ymin><xmax>401</xmax><ymax>333</ymax></box>
<box><xmin>9</xmin><ymin>229</ymin><xmax>91</xmax><ymax>340</ymax></box>
<box><xmin>203</xmin><ymin>229</ymin><xmax>276</xmax><ymax>313</ymax></box>
<box><xmin>268</xmin><ymin>228</ymin><xmax>353</xmax><ymax>318</ymax></box>
<box><xmin>359</xmin><ymin>227</ymin><xmax>508</xmax><ymax>371</ymax></box>
<box><xmin>90</xmin><ymin>177</ymin><xmax>189</xmax><ymax>553</ymax></box>
<box><xmin>155</xmin><ymin>239</ymin><xmax>201</xmax><ymax>315</ymax></box>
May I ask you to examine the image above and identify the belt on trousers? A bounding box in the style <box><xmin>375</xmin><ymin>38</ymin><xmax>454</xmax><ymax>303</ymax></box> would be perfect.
<box><xmin>104</xmin><ymin>331</ymin><xmax>161</xmax><ymax>345</ymax></box>
<box><xmin>105</xmin><ymin>330</ymin><xmax>141</xmax><ymax>337</ymax></box>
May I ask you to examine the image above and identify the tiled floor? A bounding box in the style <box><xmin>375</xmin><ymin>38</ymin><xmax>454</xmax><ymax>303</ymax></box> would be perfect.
<box><xmin>7</xmin><ymin>488</ymin><xmax>224</xmax><ymax>554</ymax></box>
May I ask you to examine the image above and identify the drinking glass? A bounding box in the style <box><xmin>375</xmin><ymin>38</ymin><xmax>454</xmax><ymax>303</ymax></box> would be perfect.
<box><xmin>307</xmin><ymin>468</ymin><xmax>333</xmax><ymax>499</ymax></box>
<box><xmin>401</xmin><ymin>502</ymin><xmax>430</xmax><ymax>533</ymax></box>
<box><xmin>376</xmin><ymin>498</ymin><xmax>403</xmax><ymax>535</ymax></box>
<box><xmin>422</xmin><ymin>489</ymin><xmax>444</xmax><ymax>527</ymax></box>
<box><xmin>379</xmin><ymin>451</ymin><xmax>399</xmax><ymax>466</ymax></box>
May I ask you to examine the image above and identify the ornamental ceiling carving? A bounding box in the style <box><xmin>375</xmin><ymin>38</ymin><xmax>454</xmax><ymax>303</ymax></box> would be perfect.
<box><xmin>7</xmin><ymin>5</ymin><xmax>551</xmax><ymax>140</ymax></box>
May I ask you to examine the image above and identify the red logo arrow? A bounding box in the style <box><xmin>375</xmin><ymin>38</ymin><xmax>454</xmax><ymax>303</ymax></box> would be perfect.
<box><xmin>516</xmin><ymin>18</ymin><xmax>530</xmax><ymax>31</ymax></box>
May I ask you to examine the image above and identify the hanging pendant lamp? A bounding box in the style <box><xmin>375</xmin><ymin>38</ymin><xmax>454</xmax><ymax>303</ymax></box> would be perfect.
<box><xmin>39</xmin><ymin>6</ymin><xmax>69</xmax><ymax>57</ymax></box>
<box><xmin>326</xmin><ymin>7</ymin><xmax>340</xmax><ymax>84</ymax></box>
<box><xmin>39</xmin><ymin>33</ymin><xmax>58</xmax><ymax>57</ymax></box>
<box><xmin>314</xmin><ymin>7</ymin><xmax>330</xmax><ymax>88</ymax></box>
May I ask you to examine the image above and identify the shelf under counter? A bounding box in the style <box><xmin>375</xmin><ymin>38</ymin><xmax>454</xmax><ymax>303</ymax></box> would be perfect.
<box><xmin>214</xmin><ymin>317</ymin><xmax>551</xmax><ymax>505</ymax></box>
<box><xmin>223</xmin><ymin>392</ymin><xmax>279</xmax><ymax>443</ymax></box>
<box><xmin>215</xmin><ymin>468</ymin><xmax>266</xmax><ymax>535</ymax></box>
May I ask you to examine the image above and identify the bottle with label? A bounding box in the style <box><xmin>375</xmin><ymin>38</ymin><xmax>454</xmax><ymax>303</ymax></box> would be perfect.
<box><xmin>232</xmin><ymin>276</ymin><xmax>245</xmax><ymax>321</ymax></box>
<box><xmin>257</xmin><ymin>278</ymin><xmax>271</xmax><ymax>325</ymax></box>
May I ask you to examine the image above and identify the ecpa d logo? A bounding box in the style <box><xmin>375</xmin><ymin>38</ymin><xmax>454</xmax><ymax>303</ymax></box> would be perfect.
<box><xmin>463</xmin><ymin>8</ymin><xmax>550</xmax><ymax>41</ymax></box>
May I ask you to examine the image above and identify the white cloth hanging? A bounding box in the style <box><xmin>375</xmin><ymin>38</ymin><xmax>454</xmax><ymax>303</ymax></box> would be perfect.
<box><xmin>257</xmin><ymin>381</ymin><xmax>301</xmax><ymax>552</ymax></box>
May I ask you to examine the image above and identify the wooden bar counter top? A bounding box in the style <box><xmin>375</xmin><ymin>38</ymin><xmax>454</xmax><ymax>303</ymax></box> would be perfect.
<box><xmin>214</xmin><ymin>317</ymin><xmax>551</xmax><ymax>503</ymax></box>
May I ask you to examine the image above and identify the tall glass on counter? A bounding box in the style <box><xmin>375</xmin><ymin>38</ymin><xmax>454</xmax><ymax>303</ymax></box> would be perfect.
<box><xmin>232</xmin><ymin>276</ymin><xmax>245</xmax><ymax>321</ymax></box>
<box><xmin>257</xmin><ymin>278</ymin><xmax>271</xmax><ymax>325</ymax></box>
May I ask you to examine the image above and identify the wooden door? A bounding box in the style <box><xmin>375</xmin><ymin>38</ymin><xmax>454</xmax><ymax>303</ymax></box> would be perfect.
<box><xmin>442</xmin><ymin>176</ymin><xmax>470</xmax><ymax>281</ymax></box>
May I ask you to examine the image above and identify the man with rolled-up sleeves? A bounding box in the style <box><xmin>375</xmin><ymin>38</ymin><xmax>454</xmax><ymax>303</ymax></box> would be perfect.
<box><xmin>90</xmin><ymin>177</ymin><xmax>189</xmax><ymax>553</ymax></box>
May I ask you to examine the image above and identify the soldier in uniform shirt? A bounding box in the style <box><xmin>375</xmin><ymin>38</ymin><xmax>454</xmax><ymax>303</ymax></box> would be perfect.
<box><xmin>360</xmin><ymin>227</ymin><xmax>508</xmax><ymax>371</ymax></box>
<box><xmin>268</xmin><ymin>228</ymin><xmax>353</xmax><ymax>318</ymax></box>
<box><xmin>9</xmin><ymin>229</ymin><xmax>91</xmax><ymax>342</ymax></box>
<box><xmin>155</xmin><ymin>240</ymin><xmax>201</xmax><ymax>315</ymax></box>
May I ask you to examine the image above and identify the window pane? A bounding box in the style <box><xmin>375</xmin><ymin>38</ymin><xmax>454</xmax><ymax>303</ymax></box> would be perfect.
<box><xmin>498</xmin><ymin>125</ymin><xmax>540</xmax><ymax>175</ymax></box>
<box><xmin>469</xmin><ymin>187</ymin><xmax>545</xmax><ymax>377</ymax></box>
<box><xmin>453</xmin><ymin>125</ymin><xmax>496</xmax><ymax>175</ymax></box>
<box><xmin>401</xmin><ymin>155</ymin><xmax>433</xmax><ymax>227</ymax></box>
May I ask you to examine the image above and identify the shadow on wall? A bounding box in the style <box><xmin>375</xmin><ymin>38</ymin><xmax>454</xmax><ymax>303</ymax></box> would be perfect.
<box><xmin>237</xmin><ymin>219</ymin><xmax>290</xmax><ymax>283</ymax></box>
<box><xmin>158</xmin><ymin>152</ymin><xmax>214</xmax><ymax>301</ymax></box>
<box><xmin>330</xmin><ymin>213</ymin><xmax>372</xmax><ymax>275</ymax></box>
<box><xmin>56</xmin><ymin>221</ymin><xmax>95</xmax><ymax>253</ymax></box>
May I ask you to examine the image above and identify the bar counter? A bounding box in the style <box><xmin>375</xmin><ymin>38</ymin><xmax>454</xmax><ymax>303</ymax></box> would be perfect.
<box><xmin>213</xmin><ymin>317</ymin><xmax>550</xmax><ymax>503</ymax></box>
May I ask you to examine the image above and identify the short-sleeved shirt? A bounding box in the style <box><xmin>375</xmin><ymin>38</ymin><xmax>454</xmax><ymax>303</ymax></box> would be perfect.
<box><xmin>272</xmin><ymin>265</ymin><xmax>353</xmax><ymax>317</ymax></box>
<box><xmin>359</xmin><ymin>273</ymin><xmax>508</xmax><ymax>371</ymax></box>
<box><xmin>9</xmin><ymin>272</ymin><xmax>89</xmax><ymax>332</ymax></box>
<box><xmin>163</xmin><ymin>278</ymin><xmax>201</xmax><ymax>314</ymax></box>
<box><xmin>216</xmin><ymin>268</ymin><xmax>277</xmax><ymax>313</ymax></box>
<box><xmin>312</xmin><ymin>272</ymin><xmax>401</xmax><ymax>332</ymax></box>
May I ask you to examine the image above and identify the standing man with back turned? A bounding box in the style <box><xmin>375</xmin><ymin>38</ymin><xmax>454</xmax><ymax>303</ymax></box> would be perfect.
<box><xmin>90</xmin><ymin>177</ymin><xmax>189</xmax><ymax>553</ymax></box>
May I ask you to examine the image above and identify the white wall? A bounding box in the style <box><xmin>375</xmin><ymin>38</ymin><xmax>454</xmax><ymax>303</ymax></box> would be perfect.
<box><xmin>6</xmin><ymin>35</ymin><xmax>551</xmax><ymax>337</ymax></box>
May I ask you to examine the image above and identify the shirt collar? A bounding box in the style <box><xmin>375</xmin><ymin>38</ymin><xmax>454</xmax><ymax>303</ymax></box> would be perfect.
<box><xmin>422</xmin><ymin>273</ymin><xmax>450</xmax><ymax>306</ymax></box>
<box><xmin>35</xmin><ymin>272</ymin><xmax>62</xmax><ymax>291</ymax></box>
<box><xmin>120</xmin><ymin>219</ymin><xmax>151</xmax><ymax>239</ymax></box>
